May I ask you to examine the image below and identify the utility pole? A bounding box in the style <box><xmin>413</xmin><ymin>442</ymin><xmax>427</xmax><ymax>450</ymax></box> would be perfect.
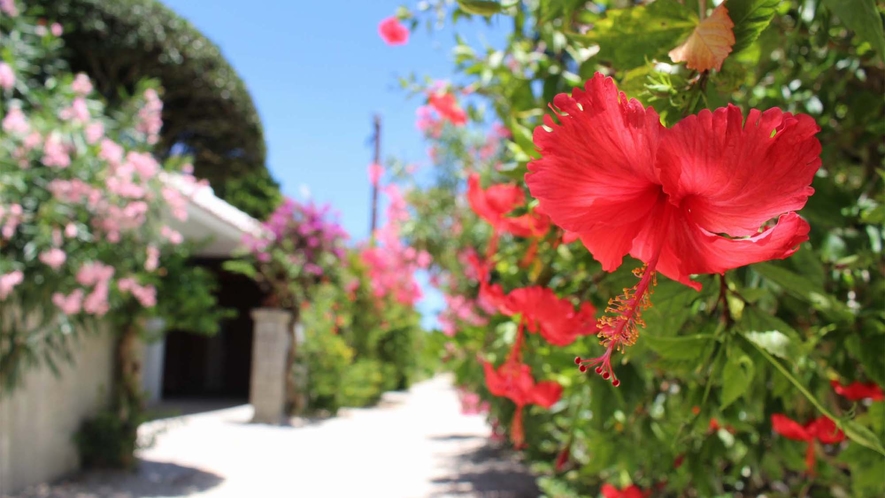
<box><xmin>370</xmin><ymin>114</ymin><xmax>381</xmax><ymax>238</ymax></box>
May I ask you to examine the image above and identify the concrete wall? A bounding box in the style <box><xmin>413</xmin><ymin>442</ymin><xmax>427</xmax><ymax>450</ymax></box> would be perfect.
<box><xmin>0</xmin><ymin>326</ymin><xmax>115</xmax><ymax>494</ymax></box>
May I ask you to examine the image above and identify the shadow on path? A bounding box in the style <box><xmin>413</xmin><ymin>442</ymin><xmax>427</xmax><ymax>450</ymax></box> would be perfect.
<box><xmin>5</xmin><ymin>460</ymin><xmax>224</xmax><ymax>498</ymax></box>
<box><xmin>431</xmin><ymin>441</ymin><xmax>540</xmax><ymax>498</ymax></box>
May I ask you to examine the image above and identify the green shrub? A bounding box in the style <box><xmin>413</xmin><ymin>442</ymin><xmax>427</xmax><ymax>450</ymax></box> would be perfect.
<box><xmin>73</xmin><ymin>410</ymin><xmax>140</xmax><ymax>469</ymax></box>
<box><xmin>336</xmin><ymin>359</ymin><xmax>385</xmax><ymax>408</ymax></box>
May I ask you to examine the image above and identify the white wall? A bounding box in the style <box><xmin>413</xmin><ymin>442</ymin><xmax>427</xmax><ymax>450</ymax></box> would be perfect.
<box><xmin>0</xmin><ymin>325</ymin><xmax>115</xmax><ymax>494</ymax></box>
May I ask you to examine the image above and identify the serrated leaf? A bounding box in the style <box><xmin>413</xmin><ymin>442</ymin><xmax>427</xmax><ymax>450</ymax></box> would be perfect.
<box><xmin>721</xmin><ymin>353</ymin><xmax>754</xmax><ymax>408</ymax></box>
<box><xmin>669</xmin><ymin>4</ymin><xmax>736</xmax><ymax>71</ymax></box>
<box><xmin>725</xmin><ymin>0</ymin><xmax>779</xmax><ymax>54</ymax></box>
<box><xmin>822</xmin><ymin>0</ymin><xmax>885</xmax><ymax>62</ymax></box>
<box><xmin>571</xmin><ymin>0</ymin><xmax>696</xmax><ymax>70</ymax></box>
<box><xmin>457</xmin><ymin>0</ymin><xmax>502</xmax><ymax>16</ymax></box>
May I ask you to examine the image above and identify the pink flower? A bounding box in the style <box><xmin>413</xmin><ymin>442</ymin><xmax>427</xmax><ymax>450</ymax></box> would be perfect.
<box><xmin>161</xmin><ymin>226</ymin><xmax>183</xmax><ymax>245</ymax></box>
<box><xmin>0</xmin><ymin>0</ymin><xmax>18</xmax><ymax>17</ymax></box>
<box><xmin>52</xmin><ymin>290</ymin><xmax>84</xmax><ymax>315</ymax></box>
<box><xmin>0</xmin><ymin>271</ymin><xmax>24</xmax><ymax>300</ymax></box>
<box><xmin>1</xmin><ymin>204</ymin><xmax>23</xmax><ymax>239</ymax></box>
<box><xmin>161</xmin><ymin>186</ymin><xmax>188</xmax><ymax>221</ymax></box>
<box><xmin>76</xmin><ymin>262</ymin><xmax>115</xmax><ymax>287</ymax></box>
<box><xmin>71</xmin><ymin>73</ymin><xmax>93</xmax><ymax>95</ymax></box>
<box><xmin>65</xmin><ymin>223</ymin><xmax>78</xmax><ymax>238</ymax></box>
<box><xmin>378</xmin><ymin>16</ymin><xmax>409</xmax><ymax>46</ymax></box>
<box><xmin>136</xmin><ymin>88</ymin><xmax>163</xmax><ymax>144</ymax></box>
<box><xmin>23</xmin><ymin>131</ymin><xmax>41</xmax><ymax>151</ymax></box>
<box><xmin>145</xmin><ymin>245</ymin><xmax>160</xmax><ymax>271</ymax></box>
<box><xmin>368</xmin><ymin>163</ymin><xmax>383</xmax><ymax>186</ymax></box>
<box><xmin>85</xmin><ymin>122</ymin><xmax>104</xmax><ymax>144</ymax></box>
<box><xmin>83</xmin><ymin>281</ymin><xmax>110</xmax><ymax>316</ymax></box>
<box><xmin>50</xmin><ymin>23</ymin><xmax>63</xmax><ymax>37</ymax></box>
<box><xmin>2</xmin><ymin>106</ymin><xmax>29</xmax><ymax>134</ymax></box>
<box><xmin>59</xmin><ymin>97</ymin><xmax>90</xmax><ymax>123</ymax></box>
<box><xmin>0</xmin><ymin>62</ymin><xmax>14</xmax><ymax>91</ymax></box>
<box><xmin>99</xmin><ymin>139</ymin><xmax>124</xmax><ymax>166</ymax></box>
<box><xmin>42</xmin><ymin>134</ymin><xmax>71</xmax><ymax>168</ymax></box>
<box><xmin>117</xmin><ymin>277</ymin><xmax>157</xmax><ymax>307</ymax></box>
<box><xmin>39</xmin><ymin>248</ymin><xmax>67</xmax><ymax>269</ymax></box>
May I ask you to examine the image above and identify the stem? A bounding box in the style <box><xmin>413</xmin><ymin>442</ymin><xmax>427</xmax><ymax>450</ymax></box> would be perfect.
<box><xmin>741</xmin><ymin>334</ymin><xmax>885</xmax><ymax>456</ymax></box>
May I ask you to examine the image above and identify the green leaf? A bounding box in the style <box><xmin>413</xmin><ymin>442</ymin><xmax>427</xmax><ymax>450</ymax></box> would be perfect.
<box><xmin>457</xmin><ymin>0</ymin><xmax>502</xmax><ymax>16</ymax></box>
<box><xmin>743</xmin><ymin>334</ymin><xmax>885</xmax><ymax>456</ymax></box>
<box><xmin>641</xmin><ymin>280</ymin><xmax>700</xmax><ymax>335</ymax></box>
<box><xmin>720</xmin><ymin>353</ymin><xmax>754</xmax><ymax>409</ymax></box>
<box><xmin>221</xmin><ymin>259</ymin><xmax>258</xmax><ymax>279</ymax></box>
<box><xmin>842</xmin><ymin>419</ymin><xmax>885</xmax><ymax>457</ymax></box>
<box><xmin>725</xmin><ymin>0</ymin><xmax>780</xmax><ymax>54</ymax></box>
<box><xmin>742</xmin><ymin>330</ymin><xmax>801</xmax><ymax>362</ymax></box>
<box><xmin>570</xmin><ymin>0</ymin><xmax>696</xmax><ymax>70</ymax></box>
<box><xmin>644</xmin><ymin>334</ymin><xmax>714</xmax><ymax>361</ymax></box>
<box><xmin>752</xmin><ymin>262</ymin><xmax>832</xmax><ymax>309</ymax></box>
<box><xmin>822</xmin><ymin>0</ymin><xmax>885</xmax><ymax>62</ymax></box>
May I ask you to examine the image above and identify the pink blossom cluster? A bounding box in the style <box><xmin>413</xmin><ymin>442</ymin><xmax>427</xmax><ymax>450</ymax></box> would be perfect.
<box><xmin>117</xmin><ymin>277</ymin><xmax>157</xmax><ymax>307</ymax></box>
<box><xmin>58</xmin><ymin>97</ymin><xmax>89</xmax><ymax>123</ymax></box>
<box><xmin>136</xmin><ymin>88</ymin><xmax>162</xmax><ymax>144</ymax></box>
<box><xmin>415</xmin><ymin>105</ymin><xmax>443</xmax><ymax>138</ymax></box>
<box><xmin>360</xmin><ymin>184</ymin><xmax>432</xmax><ymax>306</ymax></box>
<box><xmin>0</xmin><ymin>62</ymin><xmax>14</xmax><ymax>91</ymax></box>
<box><xmin>0</xmin><ymin>0</ymin><xmax>18</xmax><ymax>17</ymax></box>
<box><xmin>74</xmin><ymin>262</ymin><xmax>115</xmax><ymax>316</ymax></box>
<box><xmin>71</xmin><ymin>73</ymin><xmax>93</xmax><ymax>96</ymax></box>
<box><xmin>0</xmin><ymin>270</ymin><xmax>24</xmax><ymax>300</ymax></box>
<box><xmin>456</xmin><ymin>386</ymin><xmax>490</xmax><ymax>415</ymax></box>
<box><xmin>0</xmin><ymin>204</ymin><xmax>23</xmax><ymax>239</ymax></box>
<box><xmin>438</xmin><ymin>293</ymin><xmax>488</xmax><ymax>336</ymax></box>
<box><xmin>2</xmin><ymin>106</ymin><xmax>29</xmax><ymax>134</ymax></box>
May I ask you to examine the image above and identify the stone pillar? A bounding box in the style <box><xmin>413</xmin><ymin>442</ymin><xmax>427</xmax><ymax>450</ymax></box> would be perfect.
<box><xmin>249</xmin><ymin>308</ymin><xmax>292</xmax><ymax>424</ymax></box>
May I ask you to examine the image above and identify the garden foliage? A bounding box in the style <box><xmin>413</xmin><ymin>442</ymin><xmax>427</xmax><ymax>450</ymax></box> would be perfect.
<box><xmin>386</xmin><ymin>0</ymin><xmax>885</xmax><ymax>496</ymax></box>
<box><xmin>30</xmin><ymin>0</ymin><xmax>281</xmax><ymax>220</ymax></box>
<box><xmin>0</xmin><ymin>1</ymin><xmax>227</xmax><ymax>467</ymax></box>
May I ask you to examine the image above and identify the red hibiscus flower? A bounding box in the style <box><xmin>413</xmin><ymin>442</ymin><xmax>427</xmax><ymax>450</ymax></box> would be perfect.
<box><xmin>378</xmin><ymin>17</ymin><xmax>409</xmax><ymax>46</ymax></box>
<box><xmin>527</xmin><ymin>73</ymin><xmax>820</xmax><ymax>386</ymax></box>
<box><xmin>601</xmin><ymin>483</ymin><xmax>651</xmax><ymax>498</ymax></box>
<box><xmin>483</xmin><ymin>360</ymin><xmax>562</xmax><ymax>448</ymax></box>
<box><xmin>428</xmin><ymin>90</ymin><xmax>468</xmax><ymax>126</ymax></box>
<box><xmin>502</xmin><ymin>286</ymin><xmax>597</xmax><ymax>347</ymax></box>
<box><xmin>771</xmin><ymin>414</ymin><xmax>845</xmax><ymax>473</ymax></box>
<box><xmin>468</xmin><ymin>173</ymin><xmax>550</xmax><ymax>258</ymax></box>
<box><xmin>831</xmin><ymin>380</ymin><xmax>885</xmax><ymax>401</ymax></box>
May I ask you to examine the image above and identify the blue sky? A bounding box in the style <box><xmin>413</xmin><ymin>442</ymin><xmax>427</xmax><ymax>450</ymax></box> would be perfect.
<box><xmin>160</xmin><ymin>0</ymin><xmax>507</xmax><ymax>327</ymax></box>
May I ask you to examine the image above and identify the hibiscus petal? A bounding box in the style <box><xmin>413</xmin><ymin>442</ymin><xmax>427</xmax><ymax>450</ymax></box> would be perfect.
<box><xmin>657</xmin><ymin>212</ymin><xmax>809</xmax><ymax>287</ymax></box>
<box><xmin>482</xmin><ymin>361</ymin><xmax>508</xmax><ymax>398</ymax></box>
<box><xmin>771</xmin><ymin>413</ymin><xmax>812</xmax><ymax>441</ymax></box>
<box><xmin>807</xmin><ymin>417</ymin><xmax>845</xmax><ymax>444</ymax></box>
<box><xmin>529</xmin><ymin>380</ymin><xmax>563</xmax><ymax>408</ymax></box>
<box><xmin>526</xmin><ymin>74</ymin><xmax>665</xmax><ymax>261</ymax></box>
<box><xmin>658</xmin><ymin>105</ymin><xmax>821</xmax><ymax>237</ymax></box>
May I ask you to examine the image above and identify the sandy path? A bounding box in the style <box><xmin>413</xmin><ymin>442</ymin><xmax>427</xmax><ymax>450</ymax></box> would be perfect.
<box><xmin>7</xmin><ymin>375</ymin><xmax>539</xmax><ymax>498</ymax></box>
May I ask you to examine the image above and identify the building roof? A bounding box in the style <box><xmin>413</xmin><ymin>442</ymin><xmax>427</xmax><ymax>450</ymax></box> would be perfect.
<box><xmin>160</xmin><ymin>172</ymin><xmax>268</xmax><ymax>258</ymax></box>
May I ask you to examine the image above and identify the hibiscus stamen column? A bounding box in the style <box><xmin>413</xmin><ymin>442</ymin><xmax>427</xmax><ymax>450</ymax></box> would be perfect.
<box><xmin>576</xmin><ymin>251</ymin><xmax>661</xmax><ymax>387</ymax></box>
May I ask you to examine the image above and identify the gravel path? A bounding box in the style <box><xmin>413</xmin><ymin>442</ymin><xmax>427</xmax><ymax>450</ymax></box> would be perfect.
<box><xmin>6</xmin><ymin>375</ymin><xmax>539</xmax><ymax>498</ymax></box>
